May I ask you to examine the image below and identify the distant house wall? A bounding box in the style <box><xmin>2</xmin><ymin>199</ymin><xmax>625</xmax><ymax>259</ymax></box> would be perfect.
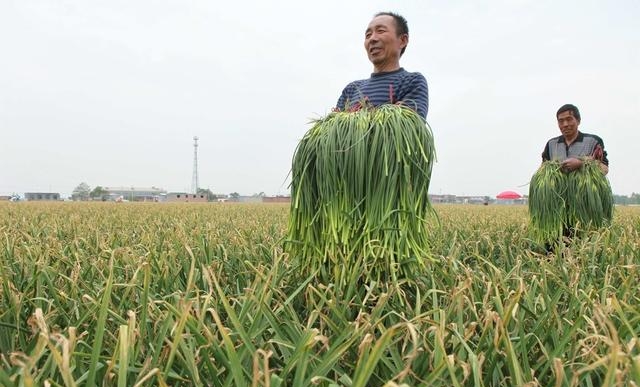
<box><xmin>104</xmin><ymin>186</ymin><xmax>166</xmax><ymax>202</ymax></box>
<box><xmin>234</xmin><ymin>196</ymin><xmax>263</xmax><ymax>203</ymax></box>
<box><xmin>223</xmin><ymin>196</ymin><xmax>291</xmax><ymax>203</ymax></box>
<box><xmin>165</xmin><ymin>193</ymin><xmax>208</xmax><ymax>203</ymax></box>
<box><xmin>24</xmin><ymin>192</ymin><xmax>60</xmax><ymax>201</ymax></box>
<box><xmin>262</xmin><ymin>196</ymin><xmax>291</xmax><ymax>203</ymax></box>
<box><xmin>495</xmin><ymin>198</ymin><xmax>528</xmax><ymax>205</ymax></box>
<box><xmin>429</xmin><ymin>194</ymin><xmax>458</xmax><ymax>204</ymax></box>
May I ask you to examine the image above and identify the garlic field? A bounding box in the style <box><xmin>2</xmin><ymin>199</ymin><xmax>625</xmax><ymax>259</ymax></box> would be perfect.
<box><xmin>1</xmin><ymin>202</ymin><xmax>638</xmax><ymax>386</ymax></box>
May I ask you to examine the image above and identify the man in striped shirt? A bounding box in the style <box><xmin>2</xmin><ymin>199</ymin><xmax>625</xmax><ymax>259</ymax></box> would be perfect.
<box><xmin>542</xmin><ymin>104</ymin><xmax>609</xmax><ymax>175</ymax></box>
<box><xmin>336</xmin><ymin>12</ymin><xmax>429</xmax><ymax>120</ymax></box>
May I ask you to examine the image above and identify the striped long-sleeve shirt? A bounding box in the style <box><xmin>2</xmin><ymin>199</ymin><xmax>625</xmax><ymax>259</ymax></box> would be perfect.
<box><xmin>336</xmin><ymin>68</ymin><xmax>429</xmax><ymax>119</ymax></box>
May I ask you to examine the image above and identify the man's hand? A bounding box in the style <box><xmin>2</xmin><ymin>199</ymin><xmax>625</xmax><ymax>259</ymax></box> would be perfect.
<box><xmin>561</xmin><ymin>157</ymin><xmax>609</xmax><ymax>175</ymax></box>
<box><xmin>561</xmin><ymin>157</ymin><xmax>583</xmax><ymax>172</ymax></box>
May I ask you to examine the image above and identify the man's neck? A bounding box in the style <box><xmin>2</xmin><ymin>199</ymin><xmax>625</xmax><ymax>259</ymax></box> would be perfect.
<box><xmin>373</xmin><ymin>62</ymin><xmax>401</xmax><ymax>73</ymax></box>
<box><xmin>564</xmin><ymin>132</ymin><xmax>579</xmax><ymax>145</ymax></box>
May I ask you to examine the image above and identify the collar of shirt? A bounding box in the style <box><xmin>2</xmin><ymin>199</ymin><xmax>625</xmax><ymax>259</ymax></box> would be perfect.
<box><xmin>557</xmin><ymin>131</ymin><xmax>584</xmax><ymax>144</ymax></box>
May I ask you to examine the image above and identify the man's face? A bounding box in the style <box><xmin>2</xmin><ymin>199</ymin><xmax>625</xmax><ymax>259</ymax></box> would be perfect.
<box><xmin>364</xmin><ymin>15</ymin><xmax>407</xmax><ymax>69</ymax></box>
<box><xmin>557</xmin><ymin>110</ymin><xmax>580</xmax><ymax>140</ymax></box>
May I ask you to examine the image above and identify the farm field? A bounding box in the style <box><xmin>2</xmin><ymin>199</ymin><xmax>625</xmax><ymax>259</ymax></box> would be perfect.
<box><xmin>1</xmin><ymin>202</ymin><xmax>639</xmax><ymax>386</ymax></box>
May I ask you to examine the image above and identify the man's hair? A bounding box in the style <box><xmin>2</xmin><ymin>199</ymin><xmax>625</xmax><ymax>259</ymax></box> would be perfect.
<box><xmin>557</xmin><ymin>104</ymin><xmax>581</xmax><ymax>122</ymax></box>
<box><xmin>374</xmin><ymin>11</ymin><xmax>409</xmax><ymax>55</ymax></box>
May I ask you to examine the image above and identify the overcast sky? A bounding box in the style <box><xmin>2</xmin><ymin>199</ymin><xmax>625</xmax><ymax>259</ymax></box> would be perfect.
<box><xmin>1</xmin><ymin>0</ymin><xmax>638</xmax><ymax>197</ymax></box>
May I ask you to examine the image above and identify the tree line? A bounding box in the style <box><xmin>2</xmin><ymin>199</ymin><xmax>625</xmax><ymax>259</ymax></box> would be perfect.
<box><xmin>613</xmin><ymin>193</ymin><xmax>640</xmax><ymax>205</ymax></box>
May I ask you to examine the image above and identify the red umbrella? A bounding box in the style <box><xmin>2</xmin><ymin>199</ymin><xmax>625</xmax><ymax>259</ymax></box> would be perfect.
<box><xmin>496</xmin><ymin>190</ymin><xmax>522</xmax><ymax>199</ymax></box>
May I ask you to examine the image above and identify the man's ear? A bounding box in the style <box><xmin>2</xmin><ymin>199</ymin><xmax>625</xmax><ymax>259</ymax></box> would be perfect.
<box><xmin>401</xmin><ymin>34</ymin><xmax>409</xmax><ymax>48</ymax></box>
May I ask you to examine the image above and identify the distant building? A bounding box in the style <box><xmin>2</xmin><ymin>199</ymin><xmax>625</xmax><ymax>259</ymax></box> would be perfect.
<box><xmin>263</xmin><ymin>195</ymin><xmax>291</xmax><ymax>203</ymax></box>
<box><xmin>428</xmin><ymin>194</ymin><xmax>498</xmax><ymax>205</ymax></box>
<box><xmin>229</xmin><ymin>196</ymin><xmax>263</xmax><ymax>203</ymax></box>
<box><xmin>104</xmin><ymin>186</ymin><xmax>166</xmax><ymax>202</ymax></box>
<box><xmin>0</xmin><ymin>195</ymin><xmax>12</xmax><ymax>201</ymax></box>
<box><xmin>495</xmin><ymin>197</ymin><xmax>527</xmax><ymax>205</ymax></box>
<box><xmin>165</xmin><ymin>192</ymin><xmax>208</xmax><ymax>203</ymax></box>
<box><xmin>457</xmin><ymin>196</ymin><xmax>490</xmax><ymax>205</ymax></box>
<box><xmin>215</xmin><ymin>194</ymin><xmax>229</xmax><ymax>202</ymax></box>
<box><xmin>223</xmin><ymin>195</ymin><xmax>291</xmax><ymax>203</ymax></box>
<box><xmin>24</xmin><ymin>192</ymin><xmax>61</xmax><ymax>201</ymax></box>
<box><xmin>428</xmin><ymin>194</ymin><xmax>458</xmax><ymax>204</ymax></box>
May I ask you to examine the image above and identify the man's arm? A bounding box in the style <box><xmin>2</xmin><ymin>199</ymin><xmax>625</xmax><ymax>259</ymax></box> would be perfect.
<box><xmin>541</xmin><ymin>142</ymin><xmax>550</xmax><ymax>162</ymax></box>
<box><xmin>336</xmin><ymin>86</ymin><xmax>349</xmax><ymax>111</ymax></box>
<box><xmin>598</xmin><ymin>162</ymin><xmax>609</xmax><ymax>175</ymax></box>
<box><xmin>561</xmin><ymin>141</ymin><xmax>609</xmax><ymax>175</ymax></box>
<box><xmin>336</xmin><ymin>82</ymin><xmax>367</xmax><ymax>112</ymax></box>
<box><xmin>591</xmin><ymin>141</ymin><xmax>608</xmax><ymax>175</ymax></box>
<box><xmin>561</xmin><ymin>157</ymin><xmax>608</xmax><ymax>175</ymax></box>
<box><xmin>538</xmin><ymin>143</ymin><xmax>550</xmax><ymax>172</ymax></box>
<box><xmin>398</xmin><ymin>73</ymin><xmax>428</xmax><ymax>119</ymax></box>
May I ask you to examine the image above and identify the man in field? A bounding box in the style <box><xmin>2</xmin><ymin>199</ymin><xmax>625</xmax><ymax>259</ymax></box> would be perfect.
<box><xmin>542</xmin><ymin>104</ymin><xmax>608</xmax><ymax>174</ymax></box>
<box><xmin>335</xmin><ymin>12</ymin><xmax>429</xmax><ymax>120</ymax></box>
<box><xmin>540</xmin><ymin>104</ymin><xmax>609</xmax><ymax>250</ymax></box>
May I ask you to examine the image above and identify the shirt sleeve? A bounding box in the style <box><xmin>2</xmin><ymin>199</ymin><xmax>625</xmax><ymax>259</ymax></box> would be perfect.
<box><xmin>336</xmin><ymin>82</ymin><xmax>357</xmax><ymax>111</ymax></box>
<box><xmin>336</xmin><ymin>88</ymin><xmax>348</xmax><ymax>111</ymax></box>
<box><xmin>398</xmin><ymin>73</ymin><xmax>429</xmax><ymax>119</ymax></box>
<box><xmin>541</xmin><ymin>142</ymin><xmax>550</xmax><ymax>162</ymax></box>
<box><xmin>593</xmin><ymin>137</ymin><xmax>609</xmax><ymax>166</ymax></box>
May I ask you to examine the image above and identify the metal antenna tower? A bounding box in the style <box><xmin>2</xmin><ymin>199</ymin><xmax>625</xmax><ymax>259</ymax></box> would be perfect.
<box><xmin>191</xmin><ymin>136</ymin><xmax>199</xmax><ymax>194</ymax></box>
